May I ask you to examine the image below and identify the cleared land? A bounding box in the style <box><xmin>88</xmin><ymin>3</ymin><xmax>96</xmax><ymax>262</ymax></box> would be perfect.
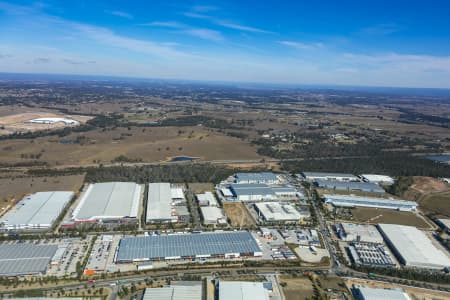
<box><xmin>223</xmin><ymin>202</ymin><xmax>256</xmax><ymax>227</ymax></box>
<box><xmin>0</xmin><ymin>111</ymin><xmax>91</xmax><ymax>135</ymax></box>
<box><xmin>187</xmin><ymin>183</ymin><xmax>214</xmax><ymax>194</ymax></box>
<box><xmin>419</xmin><ymin>190</ymin><xmax>450</xmax><ymax>217</ymax></box>
<box><xmin>279</xmin><ymin>276</ymin><xmax>315</xmax><ymax>300</ymax></box>
<box><xmin>350</xmin><ymin>207</ymin><xmax>432</xmax><ymax>228</ymax></box>
<box><xmin>0</xmin><ymin>126</ymin><xmax>263</xmax><ymax>167</ymax></box>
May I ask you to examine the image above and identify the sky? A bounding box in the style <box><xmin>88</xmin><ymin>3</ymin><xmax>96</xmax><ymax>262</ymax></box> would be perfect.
<box><xmin>1</xmin><ymin>0</ymin><xmax>450</xmax><ymax>88</ymax></box>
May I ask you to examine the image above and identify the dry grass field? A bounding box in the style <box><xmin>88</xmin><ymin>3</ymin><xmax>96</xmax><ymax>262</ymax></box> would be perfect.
<box><xmin>419</xmin><ymin>191</ymin><xmax>450</xmax><ymax>217</ymax></box>
<box><xmin>279</xmin><ymin>277</ymin><xmax>315</xmax><ymax>300</ymax></box>
<box><xmin>350</xmin><ymin>207</ymin><xmax>432</xmax><ymax>228</ymax></box>
<box><xmin>187</xmin><ymin>183</ymin><xmax>214</xmax><ymax>194</ymax></box>
<box><xmin>0</xmin><ymin>126</ymin><xmax>263</xmax><ymax>167</ymax></box>
<box><xmin>223</xmin><ymin>202</ymin><xmax>256</xmax><ymax>227</ymax></box>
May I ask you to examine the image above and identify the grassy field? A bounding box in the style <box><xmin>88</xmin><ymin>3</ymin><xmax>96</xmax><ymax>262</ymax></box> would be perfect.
<box><xmin>187</xmin><ymin>182</ymin><xmax>214</xmax><ymax>194</ymax></box>
<box><xmin>419</xmin><ymin>191</ymin><xmax>450</xmax><ymax>217</ymax></box>
<box><xmin>279</xmin><ymin>277</ymin><xmax>315</xmax><ymax>300</ymax></box>
<box><xmin>0</xmin><ymin>126</ymin><xmax>263</xmax><ymax>167</ymax></box>
<box><xmin>223</xmin><ymin>202</ymin><xmax>256</xmax><ymax>227</ymax></box>
<box><xmin>350</xmin><ymin>207</ymin><xmax>432</xmax><ymax>228</ymax></box>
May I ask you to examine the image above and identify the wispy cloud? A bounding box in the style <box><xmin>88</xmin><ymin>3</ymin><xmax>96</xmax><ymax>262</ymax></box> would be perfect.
<box><xmin>33</xmin><ymin>57</ymin><xmax>50</xmax><ymax>64</ymax></box>
<box><xmin>0</xmin><ymin>53</ymin><xmax>12</xmax><ymax>59</ymax></box>
<box><xmin>360</xmin><ymin>23</ymin><xmax>405</xmax><ymax>35</ymax></box>
<box><xmin>144</xmin><ymin>20</ymin><xmax>224</xmax><ymax>42</ymax></box>
<box><xmin>278</xmin><ymin>40</ymin><xmax>324</xmax><ymax>50</ymax></box>
<box><xmin>191</xmin><ymin>5</ymin><xmax>218</xmax><ymax>13</ymax></box>
<box><xmin>105</xmin><ymin>10</ymin><xmax>133</xmax><ymax>19</ymax></box>
<box><xmin>63</xmin><ymin>58</ymin><xmax>96</xmax><ymax>65</ymax></box>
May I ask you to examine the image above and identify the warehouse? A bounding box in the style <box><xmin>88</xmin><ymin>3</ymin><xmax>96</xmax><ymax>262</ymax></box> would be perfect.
<box><xmin>143</xmin><ymin>282</ymin><xmax>202</xmax><ymax>300</ymax></box>
<box><xmin>234</xmin><ymin>172</ymin><xmax>280</xmax><ymax>184</ymax></box>
<box><xmin>0</xmin><ymin>191</ymin><xmax>74</xmax><ymax>231</ymax></box>
<box><xmin>301</xmin><ymin>172</ymin><xmax>360</xmax><ymax>182</ymax></box>
<box><xmin>378</xmin><ymin>224</ymin><xmax>450</xmax><ymax>269</ymax></box>
<box><xmin>347</xmin><ymin>242</ymin><xmax>395</xmax><ymax>267</ymax></box>
<box><xmin>361</xmin><ymin>174</ymin><xmax>395</xmax><ymax>185</ymax></box>
<box><xmin>335</xmin><ymin>223</ymin><xmax>384</xmax><ymax>243</ymax></box>
<box><xmin>72</xmin><ymin>182</ymin><xmax>141</xmax><ymax>223</ymax></box>
<box><xmin>146</xmin><ymin>183</ymin><xmax>190</xmax><ymax>223</ymax></box>
<box><xmin>323</xmin><ymin>194</ymin><xmax>417</xmax><ymax>211</ymax></box>
<box><xmin>254</xmin><ymin>202</ymin><xmax>305</xmax><ymax>223</ymax></box>
<box><xmin>200</xmin><ymin>207</ymin><xmax>227</xmax><ymax>225</ymax></box>
<box><xmin>196</xmin><ymin>192</ymin><xmax>218</xmax><ymax>206</ymax></box>
<box><xmin>229</xmin><ymin>184</ymin><xmax>276</xmax><ymax>202</ymax></box>
<box><xmin>315</xmin><ymin>179</ymin><xmax>385</xmax><ymax>194</ymax></box>
<box><xmin>28</xmin><ymin>117</ymin><xmax>79</xmax><ymax>125</ymax></box>
<box><xmin>115</xmin><ymin>231</ymin><xmax>261</xmax><ymax>263</ymax></box>
<box><xmin>271</xmin><ymin>186</ymin><xmax>300</xmax><ymax>200</ymax></box>
<box><xmin>352</xmin><ymin>286</ymin><xmax>411</xmax><ymax>300</ymax></box>
<box><xmin>0</xmin><ymin>243</ymin><xmax>58</xmax><ymax>276</ymax></box>
<box><xmin>218</xmin><ymin>281</ymin><xmax>270</xmax><ymax>300</ymax></box>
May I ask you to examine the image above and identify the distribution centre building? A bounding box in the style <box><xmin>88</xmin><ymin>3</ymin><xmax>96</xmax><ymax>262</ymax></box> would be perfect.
<box><xmin>0</xmin><ymin>191</ymin><xmax>74</xmax><ymax>231</ymax></box>
<box><xmin>335</xmin><ymin>223</ymin><xmax>384</xmax><ymax>244</ymax></box>
<box><xmin>323</xmin><ymin>194</ymin><xmax>417</xmax><ymax>211</ymax></box>
<box><xmin>229</xmin><ymin>184</ymin><xmax>277</xmax><ymax>202</ymax></box>
<box><xmin>352</xmin><ymin>286</ymin><xmax>411</xmax><ymax>300</ymax></box>
<box><xmin>200</xmin><ymin>207</ymin><xmax>227</xmax><ymax>225</ymax></box>
<box><xmin>254</xmin><ymin>202</ymin><xmax>305</xmax><ymax>223</ymax></box>
<box><xmin>301</xmin><ymin>172</ymin><xmax>360</xmax><ymax>182</ymax></box>
<box><xmin>72</xmin><ymin>182</ymin><xmax>141</xmax><ymax>223</ymax></box>
<box><xmin>218</xmin><ymin>281</ymin><xmax>270</xmax><ymax>300</ymax></box>
<box><xmin>378</xmin><ymin>224</ymin><xmax>450</xmax><ymax>269</ymax></box>
<box><xmin>146</xmin><ymin>183</ymin><xmax>189</xmax><ymax>223</ymax></box>
<box><xmin>115</xmin><ymin>231</ymin><xmax>262</xmax><ymax>262</ymax></box>
<box><xmin>360</xmin><ymin>174</ymin><xmax>395</xmax><ymax>185</ymax></box>
<box><xmin>234</xmin><ymin>172</ymin><xmax>281</xmax><ymax>184</ymax></box>
<box><xmin>142</xmin><ymin>282</ymin><xmax>202</xmax><ymax>300</ymax></box>
<box><xmin>0</xmin><ymin>243</ymin><xmax>58</xmax><ymax>276</ymax></box>
<box><xmin>314</xmin><ymin>179</ymin><xmax>385</xmax><ymax>194</ymax></box>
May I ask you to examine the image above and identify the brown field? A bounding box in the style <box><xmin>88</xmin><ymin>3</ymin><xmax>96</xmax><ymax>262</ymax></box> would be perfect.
<box><xmin>223</xmin><ymin>202</ymin><xmax>256</xmax><ymax>227</ymax></box>
<box><xmin>0</xmin><ymin>126</ymin><xmax>263</xmax><ymax>167</ymax></box>
<box><xmin>0</xmin><ymin>174</ymin><xmax>85</xmax><ymax>215</ymax></box>
<box><xmin>0</xmin><ymin>111</ymin><xmax>92</xmax><ymax>135</ymax></box>
<box><xmin>187</xmin><ymin>182</ymin><xmax>214</xmax><ymax>194</ymax></box>
<box><xmin>279</xmin><ymin>277</ymin><xmax>315</xmax><ymax>300</ymax></box>
<box><xmin>419</xmin><ymin>191</ymin><xmax>450</xmax><ymax>217</ymax></box>
<box><xmin>350</xmin><ymin>207</ymin><xmax>432</xmax><ymax>228</ymax></box>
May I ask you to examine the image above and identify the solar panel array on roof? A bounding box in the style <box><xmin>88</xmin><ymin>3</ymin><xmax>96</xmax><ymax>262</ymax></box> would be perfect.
<box><xmin>116</xmin><ymin>232</ymin><xmax>260</xmax><ymax>262</ymax></box>
<box><xmin>73</xmin><ymin>182</ymin><xmax>141</xmax><ymax>221</ymax></box>
<box><xmin>0</xmin><ymin>191</ymin><xmax>74</xmax><ymax>230</ymax></box>
<box><xmin>0</xmin><ymin>243</ymin><xmax>57</xmax><ymax>276</ymax></box>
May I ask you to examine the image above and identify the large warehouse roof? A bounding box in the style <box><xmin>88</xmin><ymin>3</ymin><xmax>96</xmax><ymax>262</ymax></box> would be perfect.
<box><xmin>146</xmin><ymin>183</ymin><xmax>177</xmax><ymax>223</ymax></box>
<box><xmin>254</xmin><ymin>202</ymin><xmax>303</xmax><ymax>222</ymax></box>
<box><xmin>230</xmin><ymin>184</ymin><xmax>275</xmax><ymax>197</ymax></box>
<box><xmin>315</xmin><ymin>179</ymin><xmax>385</xmax><ymax>193</ymax></box>
<box><xmin>0</xmin><ymin>243</ymin><xmax>57</xmax><ymax>276</ymax></box>
<box><xmin>0</xmin><ymin>191</ymin><xmax>74</xmax><ymax>230</ymax></box>
<box><xmin>116</xmin><ymin>232</ymin><xmax>260</xmax><ymax>262</ymax></box>
<box><xmin>353</xmin><ymin>287</ymin><xmax>411</xmax><ymax>300</ymax></box>
<box><xmin>323</xmin><ymin>194</ymin><xmax>417</xmax><ymax>211</ymax></box>
<box><xmin>378</xmin><ymin>224</ymin><xmax>450</xmax><ymax>269</ymax></box>
<box><xmin>219</xmin><ymin>281</ymin><xmax>269</xmax><ymax>300</ymax></box>
<box><xmin>73</xmin><ymin>182</ymin><xmax>141</xmax><ymax>221</ymax></box>
<box><xmin>235</xmin><ymin>172</ymin><xmax>280</xmax><ymax>184</ymax></box>
<box><xmin>301</xmin><ymin>172</ymin><xmax>359</xmax><ymax>181</ymax></box>
<box><xmin>143</xmin><ymin>282</ymin><xmax>202</xmax><ymax>300</ymax></box>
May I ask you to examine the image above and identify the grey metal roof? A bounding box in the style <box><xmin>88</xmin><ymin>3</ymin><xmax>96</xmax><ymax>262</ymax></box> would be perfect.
<box><xmin>0</xmin><ymin>243</ymin><xmax>57</xmax><ymax>276</ymax></box>
<box><xmin>219</xmin><ymin>281</ymin><xmax>270</xmax><ymax>300</ymax></box>
<box><xmin>0</xmin><ymin>191</ymin><xmax>74</xmax><ymax>229</ymax></box>
<box><xmin>315</xmin><ymin>179</ymin><xmax>385</xmax><ymax>193</ymax></box>
<box><xmin>143</xmin><ymin>283</ymin><xmax>202</xmax><ymax>300</ymax></box>
<box><xmin>235</xmin><ymin>172</ymin><xmax>279</xmax><ymax>183</ymax></box>
<box><xmin>146</xmin><ymin>183</ymin><xmax>177</xmax><ymax>222</ymax></box>
<box><xmin>323</xmin><ymin>194</ymin><xmax>417</xmax><ymax>210</ymax></box>
<box><xmin>73</xmin><ymin>182</ymin><xmax>141</xmax><ymax>221</ymax></box>
<box><xmin>230</xmin><ymin>184</ymin><xmax>275</xmax><ymax>197</ymax></box>
<box><xmin>302</xmin><ymin>172</ymin><xmax>358</xmax><ymax>179</ymax></box>
<box><xmin>116</xmin><ymin>232</ymin><xmax>260</xmax><ymax>262</ymax></box>
<box><xmin>354</xmin><ymin>287</ymin><xmax>411</xmax><ymax>300</ymax></box>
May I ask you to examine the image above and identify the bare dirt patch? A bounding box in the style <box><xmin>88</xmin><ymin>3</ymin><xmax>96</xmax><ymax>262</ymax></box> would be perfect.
<box><xmin>223</xmin><ymin>202</ymin><xmax>256</xmax><ymax>227</ymax></box>
<box><xmin>350</xmin><ymin>207</ymin><xmax>432</xmax><ymax>228</ymax></box>
<box><xmin>279</xmin><ymin>276</ymin><xmax>315</xmax><ymax>300</ymax></box>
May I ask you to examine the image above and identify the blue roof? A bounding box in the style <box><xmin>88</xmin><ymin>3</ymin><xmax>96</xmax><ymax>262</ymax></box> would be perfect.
<box><xmin>315</xmin><ymin>179</ymin><xmax>385</xmax><ymax>193</ymax></box>
<box><xmin>229</xmin><ymin>184</ymin><xmax>275</xmax><ymax>197</ymax></box>
<box><xmin>235</xmin><ymin>172</ymin><xmax>279</xmax><ymax>183</ymax></box>
<box><xmin>116</xmin><ymin>232</ymin><xmax>260</xmax><ymax>261</ymax></box>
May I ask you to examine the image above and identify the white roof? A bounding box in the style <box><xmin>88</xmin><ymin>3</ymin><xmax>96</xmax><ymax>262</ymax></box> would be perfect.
<box><xmin>438</xmin><ymin>218</ymin><xmax>450</xmax><ymax>229</ymax></box>
<box><xmin>73</xmin><ymin>182</ymin><xmax>141</xmax><ymax>221</ymax></box>
<box><xmin>200</xmin><ymin>207</ymin><xmax>225</xmax><ymax>223</ymax></box>
<box><xmin>361</xmin><ymin>174</ymin><xmax>395</xmax><ymax>184</ymax></box>
<box><xmin>147</xmin><ymin>183</ymin><xmax>177</xmax><ymax>222</ymax></box>
<box><xmin>378</xmin><ymin>224</ymin><xmax>450</xmax><ymax>269</ymax></box>
<box><xmin>143</xmin><ymin>284</ymin><xmax>202</xmax><ymax>300</ymax></box>
<box><xmin>1</xmin><ymin>191</ymin><xmax>73</xmax><ymax>229</ymax></box>
<box><xmin>196</xmin><ymin>192</ymin><xmax>217</xmax><ymax>206</ymax></box>
<box><xmin>171</xmin><ymin>187</ymin><xmax>185</xmax><ymax>199</ymax></box>
<box><xmin>355</xmin><ymin>287</ymin><xmax>411</xmax><ymax>300</ymax></box>
<box><xmin>219</xmin><ymin>281</ymin><xmax>269</xmax><ymax>300</ymax></box>
<box><xmin>255</xmin><ymin>202</ymin><xmax>303</xmax><ymax>221</ymax></box>
<box><xmin>221</xmin><ymin>188</ymin><xmax>233</xmax><ymax>197</ymax></box>
<box><xmin>339</xmin><ymin>223</ymin><xmax>384</xmax><ymax>243</ymax></box>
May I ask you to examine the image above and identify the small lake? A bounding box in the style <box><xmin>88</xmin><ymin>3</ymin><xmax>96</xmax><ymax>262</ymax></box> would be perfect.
<box><xmin>425</xmin><ymin>155</ymin><xmax>450</xmax><ymax>163</ymax></box>
<box><xmin>169</xmin><ymin>156</ymin><xmax>200</xmax><ymax>162</ymax></box>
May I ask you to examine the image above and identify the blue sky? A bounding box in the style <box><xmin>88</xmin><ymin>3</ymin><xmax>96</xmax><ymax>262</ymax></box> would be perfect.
<box><xmin>1</xmin><ymin>1</ymin><xmax>450</xmax><ymax>88</ymax></box>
